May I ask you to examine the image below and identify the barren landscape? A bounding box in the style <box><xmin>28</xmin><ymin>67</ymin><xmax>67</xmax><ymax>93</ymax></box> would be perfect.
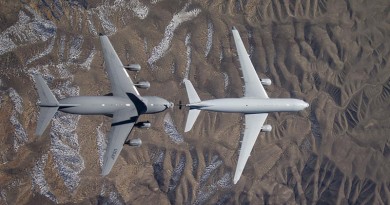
<box><xmin>0</xmin><ymin>0</ymin><xmax>389</xmax><ymax>204</ymax></box>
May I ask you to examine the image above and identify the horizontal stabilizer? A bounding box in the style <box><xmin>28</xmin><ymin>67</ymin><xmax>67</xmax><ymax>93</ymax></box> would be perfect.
<box><xmin>34</xmin><ymin>74</ymin><xmax>59</xmax><ymax>106</ymax></box>
<box><xmin>33</xmin><ymin>74</ymin><xmax>59</xmax><ymax>136</ymax></box>
<box><xmin>183</xmin><ymin>79</ymin><xmax>201</xmax><ymax>104</ymax></box>
<box><xmin>35</xmin><ymin>107</ymin><xmax>58</xmax><ymax>136</ymax></box>
<box><xmin>184</xmin><ymin>109</ymin><xmax>201</xmax><ymax>132</ymax></box>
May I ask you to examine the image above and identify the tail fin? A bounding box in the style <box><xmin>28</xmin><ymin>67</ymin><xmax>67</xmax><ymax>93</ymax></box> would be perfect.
<box><xmin>34</xmin><ymin>74</ymin><xmax>59</xmax><ymax>136</ymax></box>
<box><xmin>183</xmin><ymin>79</ymin><xmax>201</xmax><ymax>132</ymax></box>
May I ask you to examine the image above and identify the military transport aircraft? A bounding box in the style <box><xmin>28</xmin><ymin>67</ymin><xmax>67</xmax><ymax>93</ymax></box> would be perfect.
<box><xmin>34</xmin><ymin>35</ymin><xmax>173</xmax><ymax>176</ymax></box>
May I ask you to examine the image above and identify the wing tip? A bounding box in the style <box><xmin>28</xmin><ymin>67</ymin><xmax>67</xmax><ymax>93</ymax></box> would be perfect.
<box><xmin>234</xmin><ymin>165</ymin><xmax>244</xmax><ymax>184</ymax></box>
<box><xmin>101</xmin><ymin>156</ymin><xmax>111</xmax><ymax>176</ymax></box>
<box><xmin>232</xmin><ymin>26</ymin><xmax>237</xmax><ymax>31</ymax></box>
<box><xmin>101</xmin><ymin>168</ymin><xmax>109</xmax><ymax>176</ymax></box>
<box><xmin>233</xmin><ymin>175</ymin><xmax>239</xmax><ymax>184</ymax></box>
<box><xmin>34</xmin><ymin>130</ymin><xmax>43</xmax><ymax>137</ymax></box>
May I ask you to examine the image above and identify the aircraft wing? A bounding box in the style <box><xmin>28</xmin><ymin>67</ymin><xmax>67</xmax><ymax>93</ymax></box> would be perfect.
<box><xmin>232</xmin><ymin>27</ymin><xmax>268</xmax><ymax>98</ymax></box>
<box><xmin>233</xmin><ymin>113</ymin><xmax>268</xmax><ymax>184</ymax></box>
<box><xmin>100</xmin><ymin>35</ymin><xmax>140</xmax><ymax>97</ymax></box>
<box><xmin>101</xmin><ymin>108</ymin><xmax>138</xmax><ymax>176</ymax></box>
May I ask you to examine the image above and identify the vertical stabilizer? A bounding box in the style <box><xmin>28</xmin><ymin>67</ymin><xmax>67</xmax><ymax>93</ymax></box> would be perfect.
<box><xmin>34</xmin><ymin>74</ymin><xmax>59</xmax><ymax>136</ymax></box>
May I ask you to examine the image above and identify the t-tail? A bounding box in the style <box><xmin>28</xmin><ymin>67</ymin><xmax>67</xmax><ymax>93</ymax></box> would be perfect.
<box><xmin>34</xmin><ymin>74</ymin><xmax>59</xmax><ymax>136</ymax></box>
<box><xmin>183</xmin><ymin>79</ymin><xmax>201</xmax><ymax>132</ymax></box>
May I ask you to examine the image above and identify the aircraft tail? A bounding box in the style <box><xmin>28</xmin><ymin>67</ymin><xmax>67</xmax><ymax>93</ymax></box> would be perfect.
<box><xmin>183</xmin><ymin>79</ymin><xmax>201</xmax><ymax>132</ymax></box>
<box><xmin>183</xmin><ymin>79</ymin><xmax>201</xmax><ymax>104</ymax></box>
<box><xmin>184</xmin><ymin>109</ymin><xmax>201</xmax><ymax>132</ymax></box>
<box><xmin>34</xmin><ymin>74</ymin><xmax>59</xmax><ymax>136</ymax></box>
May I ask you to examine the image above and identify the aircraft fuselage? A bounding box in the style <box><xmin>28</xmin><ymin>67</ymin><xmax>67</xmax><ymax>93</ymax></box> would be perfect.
<box><xmin>187</xmin><ymin>98</ymin><xmax>309</xmax><ymax>114</ymax></box>
<box><xmin>56</xmin><ymin>95</ymin><xmax>170</xmax><ymax>115</ymax></box>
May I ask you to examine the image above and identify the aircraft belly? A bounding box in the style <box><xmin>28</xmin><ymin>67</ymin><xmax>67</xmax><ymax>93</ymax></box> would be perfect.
<box><xmin>60</xmin><ymin>105</ymin><xmax>120</xmax><ymax>115</ymax></box>
<box><xmin>200</xmin><ymin>98</ymin><xmax>303</xmax><ymax>113</ymax></box>
<box><xmin>58</xmin><ymin>96</ymin><xmax>133</xmax><ymax>115</ymax></box>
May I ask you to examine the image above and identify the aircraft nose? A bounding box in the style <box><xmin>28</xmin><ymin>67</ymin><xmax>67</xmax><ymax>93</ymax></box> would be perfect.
<box><xmin>297</xmin><ymin>100</ymin><xmax>309</xmax><ymax>110</ymax></box>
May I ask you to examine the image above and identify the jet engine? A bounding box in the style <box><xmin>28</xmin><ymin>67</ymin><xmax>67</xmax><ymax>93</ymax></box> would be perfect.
<box><xmin>124</xmin><ymin>64</ymin><xmax>141</xmax><ymax>71</ymax></box>
<box><xmin>260</xmin><ymin>78</ymin><xmax>272</xmax><ymax>86</ymax></box>
<box><xmin>135</xmin><ymin>81</ymin><xmax>150</xmax><ymax>89</ymax></box>
<box><xmin>261</xmin><ymin>124</ymin><xmax>272</xmax><ymax>132</ymax></box>
<box><xmin>135</xmin><ymin>121</ymin><xmax>151</xmax><ymax>128</ymax></box>
<box><xmin>125</xmin><ymin>138</ymin><xmax>142</xmax><ymax>147</ymax></box>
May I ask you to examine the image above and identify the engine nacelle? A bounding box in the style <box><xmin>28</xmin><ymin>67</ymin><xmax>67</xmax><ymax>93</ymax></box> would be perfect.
<box><xmin>261</xmin><ymin>124</ymin><xmax>272</xmax><ymax>132</ymax></box>
<box><xmin>260</xmin><ymin>78</ymin><xmax>272</xmax><ymax>86</ymax></box>
<box><xmin>124</xmin><ymin>64</ymin><xmax>141</xmax><ymax>71</ymax></box>
<box><xmin>135</xmin><ymin>81</ymin><xmax>150</xmax><ymax>89</ymax></box>
<box><xmin>135</xmin><ymin>121</ymin><xmax>151</xmax><ymax>128</ymax></box>
<box><xmin>126</xmin><ymin>138</ymin><xmax>142</xmax><ymax>147</ymax></box>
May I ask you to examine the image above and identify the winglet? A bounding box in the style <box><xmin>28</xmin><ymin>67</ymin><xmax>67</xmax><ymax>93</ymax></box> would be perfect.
<box><xmin>232</xmin><ymin>26</ymin><xmax>237</xmax><ymax>31</ymax></box>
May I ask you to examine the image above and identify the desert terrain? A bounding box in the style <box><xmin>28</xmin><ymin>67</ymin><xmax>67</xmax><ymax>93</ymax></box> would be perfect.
<box><xmin>0</xmin><ymin>0</ymin><xmax>389</xmax><ymax>204</ymax></box>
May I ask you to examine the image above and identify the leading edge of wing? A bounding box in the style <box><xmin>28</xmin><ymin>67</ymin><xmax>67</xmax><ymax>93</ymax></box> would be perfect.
<box><xmin>99</xmin><ymin>35</ymin><xmax>140</xmax><ymax>97</ymax></box>
<box><xmin>233</xmin><ymin>113</ymin><xmax>268</xmax><ymax>184</ymax></box>
<box><xmin>231</xmin><ymin>27</ymin><xmax>268</xmax><ymax>99</ymax></box>
<box><xmin>101</xmin><ymin>108</ymin><xmax>138</xmax><ymax>176</ymax></box>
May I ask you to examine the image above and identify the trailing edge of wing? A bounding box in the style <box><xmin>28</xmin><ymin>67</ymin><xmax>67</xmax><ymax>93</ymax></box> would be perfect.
<box><xmin>101</xmin><ymin>108</ymin><xmax>138</xmax><ymax>176</ymax></box>
<box><xmin>232</xmin><ymin>28</ymin><xmax>268</xmax><ymax>98</ymax></box>
<box><xmin>233</xmin><ymin>113</ymin><xmax>268</xmax><ymax>184</ymax></box>
<box><xmin>100</xmin><ymin>36</ymin><xmax>140</xmax><ymax>97</ymax></box>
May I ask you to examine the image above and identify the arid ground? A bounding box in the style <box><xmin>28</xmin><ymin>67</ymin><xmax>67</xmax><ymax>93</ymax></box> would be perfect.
<box><xmin>0</xmin><ymin>0</ymin><xmax>389</xmax><ymax>204</ymax></box>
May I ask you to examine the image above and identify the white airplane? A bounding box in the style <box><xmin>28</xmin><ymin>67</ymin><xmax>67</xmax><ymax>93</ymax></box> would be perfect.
<box><xmin>34</xmin><ymin>35</ymin><xmax>173</xmax><ymax>176</ymax></box>
<box><xmin>183</xmin><ymin>27</ymin><xmax>309</xmax><ymax>184</ymax></box>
